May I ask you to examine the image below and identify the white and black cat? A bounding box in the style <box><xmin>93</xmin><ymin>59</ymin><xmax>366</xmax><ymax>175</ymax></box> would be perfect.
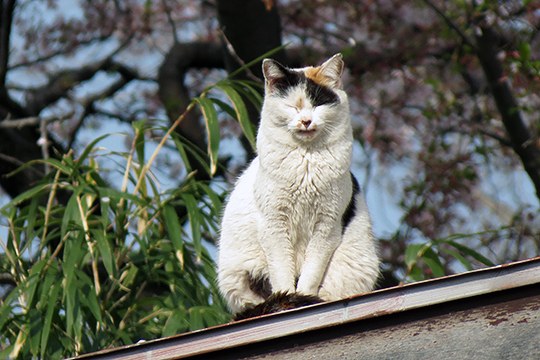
<box><xmin>218</xmin><ymin>54</ymin><xmax>379</xmax><ymax>317</ymax></box>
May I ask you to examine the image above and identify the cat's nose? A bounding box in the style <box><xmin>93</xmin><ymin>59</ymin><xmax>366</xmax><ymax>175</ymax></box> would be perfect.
<box><xmin>301</xmin><ymin>119</ymin><xmax>312</xmax><ymax>129</ymax></box>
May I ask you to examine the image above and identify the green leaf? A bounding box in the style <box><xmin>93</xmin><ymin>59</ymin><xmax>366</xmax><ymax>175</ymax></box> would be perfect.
<box><xmin>162</xmin><ymin>310</ymin><xmax>188</xmax><ymax>337</ymax></box>
<box><xmin>188</xmin><ymin>307</ymin><xmax>204</xmax><ymax>331</ymax></box>
<box><xmin>26</xmin><ymin>259</ymin><xmax>48</xmax><ymax>308</ymax></box>
<box><xmin>29</xmin><ymin>308</ymin><xmax>42</xmax><ymax>355</ymax></box>
<box><xmin>96</xmin><ymin>187</ymin><xmax>147</xmax><ymax>206</ymax></box>
<box><xmin>518</xmin><ymin>42</ymin><xmax>531</xmax><ymax>62</ymax></box>
<box><xmin>163</xmin><ymin>204</ymin><xmax>185</xmax><ymax>267</ymax></box>
<box><xmin>227</xmin><ymin>44</ymin><xmax>287</xmax><ymax>79</ymax></box>
<box><xmin>421</xmin><ymin>247</ymin><xmax>445</xmax><ymax>278</ymax></box>
<box><xmin>94</xmin><ymin>228</ymin><xmax>116</xmax><ymax>278</ymax></box>
<box><xmin>61</xmin><ymin>192</ymin><xmax>82</xmax><ymax>240</ymax></box>
<box><xmin>25</xmin><ymin>196</ymin><xmax>39</xmax><ymax>245</ymax></box>
<box><xmin>195</xmin><ymin>97</ymin><xmax>220</xmax><ymax>175</ymax></box>
<box><xmin>2</xmin><ymin>183</ymin><xmax>48</xmax><ymax>209</ymax></box>
<box><xmin>170</xmin><ymin>133</ymin><xmax>211</xmax><ymax>176</ymax></box>
<box><xmin>76</xmin><ymin>270</ymin><xmax>102</xmax><ymax>323</ymax></box>
<box><xmin>231</xmin><ymin>80</ymin><xmax>263</xmax><ymax>108</ymax></box>
<box><xmin>446</xmin><ymin>240</ymin><xmax>494</xmax><ymax>267</ymax></box>
<box><xmin>404</xmin><ymin>243</ymin><xmax>427</xmax><ymax>269</ymax></box>
<box><xmin>441</xmin><ymin>247</ymin><xmax>473</xmax><ymax>271</ymax></box>
<box><xmin>216</xmin><ymin>82</ymin><xmax>256</xmax><ymax>150</ymax></box>
<box><xmin>76</xmin><ymin>133</ymin><xmax>112</xmax><ymax>168</ymax></box>
<box><xmin>65</xmin><ymin>274</ymin><xmax>78</xmax><ymax>338</ymax></box>
<box><xmin>181</xmin><ymin>193</ymin><xmax>202</xmax><ymax>256</ymax></box>
<box><xmin>171</xmin><ymin>135</ymin><xmax>193</xmax><ymax>173</ymax></box>
<box><xmin>40</xmin><ymin>281</ymin><xmax>61</xmax><ymax>359</ymax></box>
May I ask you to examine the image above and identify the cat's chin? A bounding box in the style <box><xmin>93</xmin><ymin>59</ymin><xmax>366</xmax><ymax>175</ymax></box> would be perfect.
<box><xmin>294</xmin><ymin>129</ymin><xmax>319</xmax><ymax>140</ymax></box>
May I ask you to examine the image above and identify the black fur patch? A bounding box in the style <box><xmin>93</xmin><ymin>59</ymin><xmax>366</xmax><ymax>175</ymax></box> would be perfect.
<box><xmin>305</xmin><ymin>78</ymin><xmax>339</xmax><ymax>106</ymax></box>
<box><xmin>342</xmin><ymin>172</ymin><xmax>360</xmax><ymax>232</ymax></box>
<box><xmin>270</xmin><ymin>67</ymin><xmax>339</xmax><ymax>106</ymax></box>
<box><xmin>248</xmin><ymin>274</ymin><xmax>272</xmax><ymax>299</ymax></box>
<box><xmin>270</xmin><ymin>66</ymin><xmax>303</xmax><ymax>95</ymax></box>
<box><xmin>234</xmin><ymin>292</ymin><xmax>323</xmax><ymax>321</ymax></box>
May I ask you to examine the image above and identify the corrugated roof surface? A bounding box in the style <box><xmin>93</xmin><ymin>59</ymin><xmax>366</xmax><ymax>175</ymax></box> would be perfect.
<box><xmin>71</xmin><ymin>257</ymin><xmax>540</xmax><ymax>360</ymax></box>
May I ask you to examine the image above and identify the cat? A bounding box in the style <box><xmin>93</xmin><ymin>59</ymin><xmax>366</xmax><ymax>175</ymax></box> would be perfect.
<box><xmin>218</xmin><ymin>54</ymin><xmax>380</xmax><ymax>317</ymax></box>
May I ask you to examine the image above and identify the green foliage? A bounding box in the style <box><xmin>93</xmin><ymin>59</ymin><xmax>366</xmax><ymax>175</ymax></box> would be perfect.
<box><xmin>404</xmin><ymin>231</ymin><xmax>496</xmax><ymax>282</ymax></box>
<box><xmin>0</xmin><ymin>78</ymin><xmax>263</xmax><ymax>358</ymax></box>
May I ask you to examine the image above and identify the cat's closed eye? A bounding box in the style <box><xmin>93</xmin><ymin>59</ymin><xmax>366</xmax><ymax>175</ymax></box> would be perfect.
<box><xmin>286</xmin><ymin>104</ymin><xmax>300</xmax><ymax>112</ymax></box>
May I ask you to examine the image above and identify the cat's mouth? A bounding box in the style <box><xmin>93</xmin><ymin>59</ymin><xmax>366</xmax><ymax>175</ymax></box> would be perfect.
<box><xmin>295</xmin><ymin>128</ymin><xmax>318</xmax><ymax>138</ymax></box>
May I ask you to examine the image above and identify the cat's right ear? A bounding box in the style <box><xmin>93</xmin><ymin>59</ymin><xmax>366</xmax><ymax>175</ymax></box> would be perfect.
<box><xmin>262</xmin><ymin>59</ymin><xmax>287</xmax><ymax>94</ymax></box>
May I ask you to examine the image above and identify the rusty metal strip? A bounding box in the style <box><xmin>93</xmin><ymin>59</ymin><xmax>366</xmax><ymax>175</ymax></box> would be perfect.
<box><xmin>71</xmin><ymin>256</ymin><xmax>540</xmax><ymax>360</ymax></box>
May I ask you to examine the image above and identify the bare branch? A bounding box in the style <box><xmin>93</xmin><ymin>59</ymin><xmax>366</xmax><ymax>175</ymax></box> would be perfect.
<box><xmin>0</xmin><ymin>0</ymin><xmax>16</xmax><ymax>87</ymax></box>
<box><xmin>9</xmin><ymin>34</ymin><xmax>113</xmax><ymax>70</ymax></box>
<box><xmin>422</xmin><ymin>0</ymin><xmax>475</xmax><ymax>49</ymax></box>
<box><xmin>0</xmin><ymin>113</ymin><xmax>73</xmax><ymax>129</ymax></box>
<box><xmin>219</xmin><ymin>29</ymin><xmax>260</xmax><ymax>82</ymax></box>
<box><xmin>162</xmin><ymin>0</ymin><xmax>179</xmax><ymax>44</ymax></box>
<box><xmin>67</xmin><ymin>75</ymin><xmax>134</xmax><ymax>149</ymax></box>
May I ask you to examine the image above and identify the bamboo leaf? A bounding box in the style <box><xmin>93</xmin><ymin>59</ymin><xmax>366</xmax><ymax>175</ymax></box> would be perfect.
<box><xmin>170</xmin><ymin>133</ymin><xmax>211</xmax><ymax>176</ymax></box>
<box><xmin>421</xmin><ymin>247</ymin><xmax>446</xmax><ymax>278</ymax></box>
<box><xmin>181</xmin><ymin>193</ymin><xmax>202</xmax><ymax>256</ymax></box>
<box><xmin>171</xmin><ymin>135</ymin><xmax>193</xmax><ymax>173</ymax></box>
<box><xmin>94</xmin><ymin>229</ymin><xmax>116</xmax><ymax>278</ymax></box>
<box><xmin>188</xmin><ymin>307</ymin><xmax>204</xmax><ymax>331</ymax></box>
<box><xmin>2</xmin><ymin>183</ymin><xmax>48</xmax><ymax>209</ymax></box>
<box><xmin>404</xmin><ymin>243</ymin><xmax>426</xmax><ymax>269</ymax></box>
<box><xmin>441</xmin><ymin>247</ymin><xmax>473</xmax><ymax>271</ymax></box>
<box><xmin>76</xmin><ymin>133</ymin><xmax>112</xmax><ymax>168</ymax></box>
<box><xmin>163</xmin><ymin>204</ymin><xmax>185</xmax><ymax>268</ymax></box>
<box><xmin>40</xmin><ymin>281</ymin><xmax>61</xmax><ymax>359</ymax></box>
<box><xmin>216</xmin><ymin>82</ymin><xmax>256</xmax><ymax>150</ymax></box>
<box><xmin>446</xmin><ymin>240</ymin><xmax>495</xmax><ymax>267</ymax></box>
<box><xmin>162</xmin><ymin>310</ymin><xmax>188</xmax><ymax>337</ymax></box>
<box><xmin>195</xmin><ymin>97</ymin><xmax>220</xmax><ymax>175</ymax></box>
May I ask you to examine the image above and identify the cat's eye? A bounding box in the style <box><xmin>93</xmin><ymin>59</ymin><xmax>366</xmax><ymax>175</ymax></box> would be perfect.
<box><xmin>286</xmin><ymin>105</ymin><xmax>300</xmax><ymax>112</ymax></box>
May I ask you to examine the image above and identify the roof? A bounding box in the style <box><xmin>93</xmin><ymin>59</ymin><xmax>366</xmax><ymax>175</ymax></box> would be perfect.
<box><xmin>71</xmin><ymin>256</ymin><xmax>540</xmax><ymax>360</ymax></box>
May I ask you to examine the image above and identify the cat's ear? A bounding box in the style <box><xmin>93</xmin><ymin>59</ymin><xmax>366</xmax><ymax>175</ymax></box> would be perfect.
<box><xmin>262</xmin><ymin>59</ymin><xmax>288</xmax><ymax>94</ymax></box>
<box><xmin>318</xmin><ymin>53</ymin><xmax>344</xmax><ymax>89</ymax></box>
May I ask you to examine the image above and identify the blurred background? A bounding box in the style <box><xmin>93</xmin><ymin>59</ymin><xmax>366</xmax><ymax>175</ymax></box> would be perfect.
<box><xmin>0</xmin><ymin>0</ymin><xmax>538</xmax><ymax>358</ymax></box>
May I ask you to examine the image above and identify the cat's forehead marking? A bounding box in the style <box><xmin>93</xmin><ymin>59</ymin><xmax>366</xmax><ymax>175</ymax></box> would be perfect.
<box><xmin>304</xmin><ymin>66</ymin><xmax>332</xmax><ymax>87</ymax></box>
<box><xmin>295</xmin><ymin>96</ymin><xmax>305</xmax><ymax>109</ymax></box>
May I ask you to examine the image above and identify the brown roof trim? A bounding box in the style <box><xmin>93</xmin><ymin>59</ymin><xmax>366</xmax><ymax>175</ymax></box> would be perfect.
<box><xmin>71</xmin><ymin>256</ymin><xmax>540</xmax><ymax>360</ymax></box>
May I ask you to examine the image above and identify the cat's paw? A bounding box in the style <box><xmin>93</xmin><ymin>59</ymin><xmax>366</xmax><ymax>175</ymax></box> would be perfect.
<box><xmin>227</xmin><ymin>292</ymin><xmax>265</xmax><ymax>314</ymax></box>
<box><xmin>295</xmin><ymin>280</ymin><xmax>320</xmax><ymax>297</ymax></box>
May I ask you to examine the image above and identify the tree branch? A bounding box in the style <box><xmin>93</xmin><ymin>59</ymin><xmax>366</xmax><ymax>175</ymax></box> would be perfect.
<box><xmin>421</xmin><ymin>0</ymin><xmax>475</xmax><ymax>49</ymax></box>
<box><xmin>25</xmin><ymin>39</ymin><xmax>138</xmax><ymax>114</ymax></box>
<box><xmin>0</xmin><ymin>0</ymin><xmax>15</xmax><ymax>87</ymax></box>
<box><xmin>475</xmin><ymin>25</ymin><xmax>540</xmax><ymax>202</ymax></box>
<box><xmin>157</xmin><ymin>41</ymin><xmax>224</xmax><ymax>153</ymax></box>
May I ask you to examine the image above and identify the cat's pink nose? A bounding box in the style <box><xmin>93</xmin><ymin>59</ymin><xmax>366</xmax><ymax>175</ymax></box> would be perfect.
<box><xmin>301</xmin><ymin>119</ymin><xmax>312</xmax><ymax>129</ymax></box>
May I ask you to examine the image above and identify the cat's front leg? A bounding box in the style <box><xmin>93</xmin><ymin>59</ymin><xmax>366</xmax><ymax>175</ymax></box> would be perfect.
<box><xmin>296</xmin><ymin>224</ymin><xmax>341</xmax><ymax>296</ymax></box>
<box><xmin>258</xmin><ymin>219</ymin><xmax>296</xmax><ymax>294</ymax></box>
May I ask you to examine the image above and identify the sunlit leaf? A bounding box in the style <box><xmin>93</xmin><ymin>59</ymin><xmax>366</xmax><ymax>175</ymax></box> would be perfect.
<box><xmin>163</xmin><ymin>204</ymin><xmax>185</xmax><ymax>268</ymax></box>
<box><xmin>195</xmin><ymin>97</ymin><xmax>220</xmax><ymax>176</ymax></box>
<box><xmin>216</xmin><ymin>82</ymin><xmax>256</xmax><ymax>150</ymax></box>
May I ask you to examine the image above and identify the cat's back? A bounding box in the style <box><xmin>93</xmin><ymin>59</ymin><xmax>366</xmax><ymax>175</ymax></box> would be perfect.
<box><xmin>221</xmin><ymin>159</ymin><xmax>259</xmax><ymax>225</ymax></box>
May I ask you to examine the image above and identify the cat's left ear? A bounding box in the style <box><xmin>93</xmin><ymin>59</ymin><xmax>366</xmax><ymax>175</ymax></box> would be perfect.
<box><xmin>262</xmin><ymin>59</ymin><xmax>289</xmax><ymax>94</ymax></box>
<box><xmin>318</xmin><ymin>53</ymin><xmax>344</xmax><ymax>89</ymax></box>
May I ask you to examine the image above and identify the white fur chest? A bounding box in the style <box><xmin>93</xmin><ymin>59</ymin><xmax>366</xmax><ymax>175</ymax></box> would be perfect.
<box><xmin>254</xmin><ymin>137</ymin><xmax>352</xmax><ymax>234</ymax></box>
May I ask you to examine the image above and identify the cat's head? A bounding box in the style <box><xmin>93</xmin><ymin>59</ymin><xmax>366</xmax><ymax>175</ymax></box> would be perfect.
<box><xmin>260</xmin><ymin>54</ymin><xmax>349</xmax><ymax>144</ymax></box>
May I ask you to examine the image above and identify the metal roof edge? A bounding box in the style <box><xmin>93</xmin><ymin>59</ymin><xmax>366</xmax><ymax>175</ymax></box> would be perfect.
<box><xmin>71</xmin><ymin>256</ymin><xmax>540</xmax><ymax>360</ymax></box>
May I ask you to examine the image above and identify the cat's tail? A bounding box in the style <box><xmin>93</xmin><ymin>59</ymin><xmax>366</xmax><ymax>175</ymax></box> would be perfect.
<box><xmin>233</xmin><ymin>292</ymin><xmax>323</xmax><ymax>321</ymax></box>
